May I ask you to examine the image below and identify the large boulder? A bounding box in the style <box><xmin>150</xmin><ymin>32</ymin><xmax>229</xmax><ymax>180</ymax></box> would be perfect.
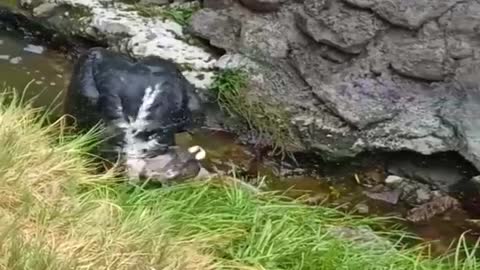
<box><xmin>188</xmin><ymin>0</ymin><xmax>480</xmax><ymax>176</ymax></box>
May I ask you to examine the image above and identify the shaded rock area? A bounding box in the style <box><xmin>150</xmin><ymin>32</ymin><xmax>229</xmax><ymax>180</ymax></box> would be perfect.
<box><xmin>9</xmin><ymin>0</ymin><xmax>480</xmax><ymax>191</ymax></box>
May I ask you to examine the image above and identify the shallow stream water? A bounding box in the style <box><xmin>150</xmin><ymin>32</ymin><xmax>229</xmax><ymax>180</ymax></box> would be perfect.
<box><xmin>0</xmin><ymin>27</ymin><xmax>70</xmax><ymax>111</ymax></box>
<box><xmin>0</xmin><ymin>25</ymin><xmax>479</xmax><ymax>256</ymax></box>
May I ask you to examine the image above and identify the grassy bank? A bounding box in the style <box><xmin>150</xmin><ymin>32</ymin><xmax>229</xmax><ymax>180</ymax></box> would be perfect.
<box><xmin>0</xmin><ymin>90</ymin><xmax>478</xmax><ymax>270</ymax></box>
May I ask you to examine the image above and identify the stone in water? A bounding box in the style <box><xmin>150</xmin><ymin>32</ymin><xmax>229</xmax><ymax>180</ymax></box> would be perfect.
<box><xmin>9</xmin><ymin>57</ymin><xmax>22</xmax><ymax>64</ymax></box>
<box><xmin>24</xmin><ymin>44</ymin><xmax>45</xmax><ymax>54</ymax></box>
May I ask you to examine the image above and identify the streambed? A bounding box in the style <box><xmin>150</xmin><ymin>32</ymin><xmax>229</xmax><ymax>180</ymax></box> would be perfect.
<box><xmin>0</xmin><ymin>19</ymin><xmax>479</xmax><ymax>257</ymax></box>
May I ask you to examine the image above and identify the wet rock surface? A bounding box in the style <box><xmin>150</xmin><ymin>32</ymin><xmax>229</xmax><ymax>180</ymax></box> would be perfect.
<box><xmin>406</xmin><ymin>195</ymin><xmax>461</xmax><ymax>223</ymax></box>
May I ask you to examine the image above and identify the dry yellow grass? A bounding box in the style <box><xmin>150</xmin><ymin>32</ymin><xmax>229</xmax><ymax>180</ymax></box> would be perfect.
<box><xmin>0</xmin><ymin>91</ymin><xmax>218</xmax><ymax>270</ymax></box>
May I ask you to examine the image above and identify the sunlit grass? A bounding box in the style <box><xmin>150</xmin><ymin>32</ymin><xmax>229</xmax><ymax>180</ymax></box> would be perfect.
<box><xmin>0</xmin><ymin>85</ymin><xmax>477</xmax><ymax>269</ymax></box>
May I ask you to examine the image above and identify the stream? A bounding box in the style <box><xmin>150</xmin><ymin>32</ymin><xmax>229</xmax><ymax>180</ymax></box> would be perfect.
<box><xmin>1</xmin><ymin>19</ymin><xmax>479</xmax><ymax>257</ymax></box>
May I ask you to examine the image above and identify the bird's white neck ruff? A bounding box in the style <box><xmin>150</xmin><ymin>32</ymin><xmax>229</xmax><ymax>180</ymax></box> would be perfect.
<box><xmin>112</xmin><ymin>84</ymin><xmax>163</xmax><ymax>160</ymax></box>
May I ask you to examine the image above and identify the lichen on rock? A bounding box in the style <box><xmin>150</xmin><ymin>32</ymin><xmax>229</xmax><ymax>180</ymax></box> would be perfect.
<box><xmin>21</xmin><ymin>0</ymin><xmax>218</xmax><ymax>89</ymax></box>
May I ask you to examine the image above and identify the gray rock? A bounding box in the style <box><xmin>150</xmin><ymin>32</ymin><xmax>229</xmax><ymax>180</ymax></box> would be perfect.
<box><xmin>203</xmin><ymin>0</ymin><xmax>236</xmax><ymax>9</ymax></box>
<box><xmin>438</xmin><ymin>1</ymin><xmax>480</xmax><ymax>34</ymax></box>
<box><xmin>240</xmin><ymin>18</ymin><xmax>289</xmax><ymax>58</ymax></box>
<box><xmin>189</xmin><ymin>8</ymin><xmax>241</xmax><ymax>50</ymax></box>
<box><xmin>389</xmin><ymin>38</ymin><xmax>454</xmax><ymax>81</ymax></box>
<box><xmin>32</xmin><ymin>2</ymin><xmax>58</xmax><ymax>17</ymax></box>
<box><xmin>188</xmin><ymin>1</ymin><xmax>480</xmax><ymax>174</ymax></box>
<box><xmin>364</xmin><ymin>189</ymin><xmax>401</xmax><ymax>205</ymax></box>
<box><xmin>406</xmin><ymin>195</ymin><xmax>461</xmax><ymax>223</ymax></box>
<box><xmin>239</xmin><ymin>0</ymin><xmax>284</xmax><ymax>12</ymax></box>
<box><xmin>397</xmin><ymin>180</ymin><xmax>436</xmax><ymax>206</ymax></box>
<box><xmin>215</xmin><ymin>53</ymin><xmax>259</xmax><ymax>71</ymax></box>
<box><xmin>471</xmin><ymin>176</ymin><xmax>480</xmax><ymax>192</ymax></box>
<box><xmin>346</xmin><ymin>0</ymin><xmax>463</xmax><ymax>30</ymax></box>
<box><xmin>328</xmin><ymin>226</ymin><xmax>392</xmax><ymax>250</ymax></box>
<box><xmin>139</xmin><ymin>0</ymin><xmax>170</xmax><ymax>5</ymax></box>
<box><xmin>9</xmin><ymin>56</ymin><xmax>22</xmax><ymax>64</ymax></box>
<box><xmin>295</xmin><ymin>0</ymin><xmax>385</xmax><ymax>54</ymax></box>
<box><xmin>435</xmin><ymin>1</ymin><xmax>480</xmax><ymax>60</ymax></box>
<box><xmin>24</xmin><ymin>44</ymin><xmax>45</xmax><ymax>54</ymax></box>
<box><xmin>415</xmin><ymin>189</ymin><xmax>432</xmax><ymax>203</ymax></box>
<box><xmin>19</xmin><ymin>0</ymin><xmax>44</xmax><ymax>9</ymax></box>
<box><xmin>384</xmin><ymin>175</ymin><xmax>403</xmax><ymax>186</ymax></box>
<box><xmin>386</xmin><ymin>155</ymin><xmax>468</xmax><ymax>192</ymax></box>
<box><xmin>354</xmin><ymin>203</ymin><xmax>369</xmax><ymax>214</ymax></box>
<box><xmin>440</xmin><ymin>59</ymin><xmax>480</xmax><ymax>173</ymax></box>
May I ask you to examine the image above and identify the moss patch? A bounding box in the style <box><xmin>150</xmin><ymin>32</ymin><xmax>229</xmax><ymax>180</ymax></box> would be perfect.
<box><xmin>127</xmin><ymin>4</ymin><xmax>199</xmax><ymax>27</ymax></box>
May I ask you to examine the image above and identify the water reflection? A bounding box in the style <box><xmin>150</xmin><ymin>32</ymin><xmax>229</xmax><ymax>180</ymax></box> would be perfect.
<box><xmin>0</xmin><ymin>28</ymin><xmax>71</xmax><ymax>112</ymax></box>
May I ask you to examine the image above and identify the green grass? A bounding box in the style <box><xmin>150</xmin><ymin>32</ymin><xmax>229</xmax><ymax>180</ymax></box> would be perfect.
<box><xmin>0</xmin><ymin>86</ymin><xmax>478</xmax><ymax>269</ymax></box>
<box><xmin>128</xmin><ymin>4</ymin><xmax>199</xmax><ymax>26</ymax></box>
<box><xmin>0</xmin><ymin>0</ymin><xmax>17</xmax><ymax>8</ymax></box>
<box><xmin>210</xmin><ymin>69</ymin><xmax>300</xmax><ymax>157</ymax></box>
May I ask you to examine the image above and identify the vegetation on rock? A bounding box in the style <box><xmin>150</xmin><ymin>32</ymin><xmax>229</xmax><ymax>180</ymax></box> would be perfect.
<box><xmin>129</xmin><ymin>3</ymin><xmax>199</xmax><ymax>26</ymax></box>
<box><xmin>210</xmin><ymin>69</ymin><xmax>300</xmax><ymax>156</ymax></box>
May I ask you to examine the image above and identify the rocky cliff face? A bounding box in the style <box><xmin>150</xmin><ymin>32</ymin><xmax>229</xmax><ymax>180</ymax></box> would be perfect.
<box><xmin>192</xmin><ymin>0</ymin><xmax>480</xmax><ymax>171</ymax></box>
<box><xmin>12</xmin><ymin>0</ymin><xmax>480</xmax><ymax>172</ymax></box>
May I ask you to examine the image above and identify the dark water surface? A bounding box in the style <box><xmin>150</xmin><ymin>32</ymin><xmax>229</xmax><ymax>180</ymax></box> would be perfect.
<box><xmin>0</xmin><ymin>28</ymin><xmax>70</xmax><ymax>112</ymax></box>
<box><xmin>1</xmin><ymin>26</ymin><xmax>479</xmax><ymax>257</ymax></box>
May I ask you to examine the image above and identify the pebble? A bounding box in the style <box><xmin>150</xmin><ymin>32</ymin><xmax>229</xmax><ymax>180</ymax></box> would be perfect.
<box><xmin>0</xmin><ymin>55</ymin><xmax>9</xmax><ymax>60</ymax></box>
<box><xmin>354</xmin><ymin>203</ymin><xmax>369</xmax><ymax>214</ymax></box>
<box><xmin>9</xmin><ymin>57</ymin><xmax>22</xmax><ymax>64</ymax></box>
<box><xmin>415</xmin><ymin>188</ymin><xmax>432</xmax><ymax>203</ymax></box>
<box><xmin>384</xmin><ymin>175</ymin><xmax>403</xmax><ymax>186</ymax></box>
<box><xmin>24</xmin><ymin>44</ymin><xmax>45</xmax><ymax>55</ymax></box>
